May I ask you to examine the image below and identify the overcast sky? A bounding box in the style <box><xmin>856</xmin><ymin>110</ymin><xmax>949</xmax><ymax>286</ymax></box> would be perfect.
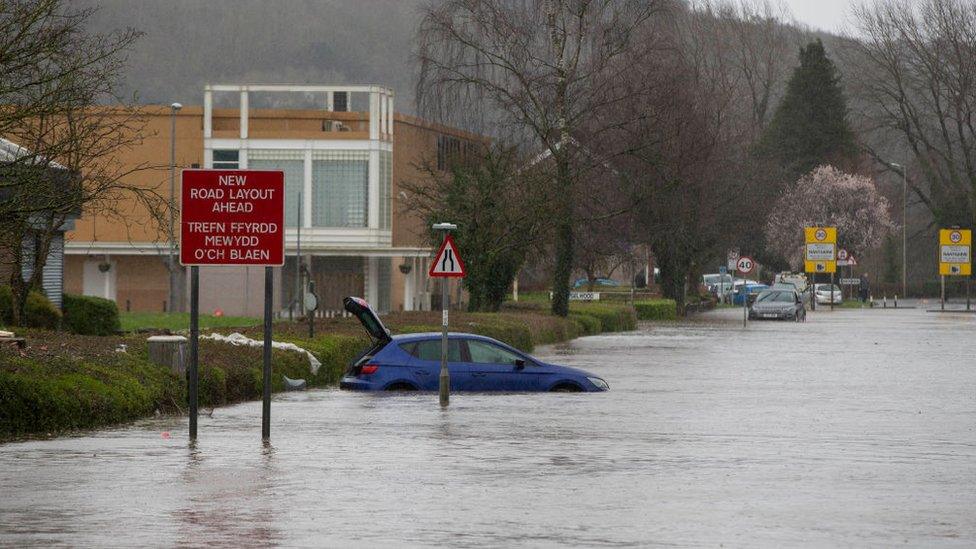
<box><xmin>783</xmin><ymin>0</ymin><xmax>855</xmax><ymax>35</ymax></box>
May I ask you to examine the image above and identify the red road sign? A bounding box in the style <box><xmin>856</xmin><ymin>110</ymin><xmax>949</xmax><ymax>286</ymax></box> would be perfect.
<box><xmin>736</xmin><ymin>256</ymin><xmax>756</xmax><ymax>275</ymax></box>
<box><xmin>180</xmin><ymin>169</ymin><xmax>285</xmax><ymax>266</ymax></box>
<box><xmin>429</xmin><ymin>235</ymin><xmax>466</xmax><ymax>277</ymax></box>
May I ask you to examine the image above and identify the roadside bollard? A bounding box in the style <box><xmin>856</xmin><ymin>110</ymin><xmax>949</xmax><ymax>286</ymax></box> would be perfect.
<box><xmin>894</xmin><ymin>294</ymin><xmax>898</xmax><ymax>308</ymax></box>
<box><xmin>147</xmin><ymin>335</ymin><xmax>187</xmax><ymax>377</ymax></box>
<box><xmin>883</xmin><ymin>296</ymin><xmax>887</xmax><ymax>309</ymax></box>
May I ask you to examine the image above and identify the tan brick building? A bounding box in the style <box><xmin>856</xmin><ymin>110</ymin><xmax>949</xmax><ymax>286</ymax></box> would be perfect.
<box><xmin>64</xmin><ymin>84</ymin><xmax>477</xmax><ymax>316</ymax></box>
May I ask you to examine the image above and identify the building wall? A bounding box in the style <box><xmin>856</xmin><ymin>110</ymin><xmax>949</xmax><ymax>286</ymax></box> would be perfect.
<box><xmin>63</xmin><ymin>104</ymin><xmax>479</xmax><ymax>314</ymax></box>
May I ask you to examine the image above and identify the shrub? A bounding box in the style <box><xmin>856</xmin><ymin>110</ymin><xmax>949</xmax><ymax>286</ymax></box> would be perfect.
<box><xmin>62</xmin><ymin>294</ymin><xmax>121</xmax><ymax>336</ymax></box>
<box><xmin>569</xmin><ymin>313</ymin><xmax>602</xmax><ymax>335</ymax></box>
<box><xmin>635</xmin><ymin>299</ymin><xmax>678</xmax><ymax>321</ymax></box>
<box><xmin>286</xmin><ymin>334</ymin><xmax>369</xmax><ymax>386</ymax></box>
<box><xmin>25</xmin><ymin>291</ymin><xmax>61</xmax><ymax>329</ymax></box>
<box><xmin>0</xmin><ymin>287</ymin><xmax>61</xmax><ymax>329</ymax></box>
<box><xmin>0</xmin><ymin>352</ymin><xmax>182</xmax><ymax>438</ymax></box>
<box><xmin>570</xmin><ymin>303</ymin><xmax>637</xmax><ymax>332</ymax></box>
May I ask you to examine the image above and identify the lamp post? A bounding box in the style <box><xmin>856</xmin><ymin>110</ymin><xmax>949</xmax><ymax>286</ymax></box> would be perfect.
<box><xmin>893</xmin><ymin>162</ymin><xmax>907</xmax><ymax>299</ymax></box>
<box><xmin>168</xmin><ymin>102</ymin><xmax>183</xmax><ymax>312</ymax></box>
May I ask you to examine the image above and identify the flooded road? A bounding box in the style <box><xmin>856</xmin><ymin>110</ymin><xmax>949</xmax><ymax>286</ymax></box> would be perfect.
<box><xmin>2</xmin><ymin>307</ymin><xmax>975</xmax><ymax>547</ymax></box>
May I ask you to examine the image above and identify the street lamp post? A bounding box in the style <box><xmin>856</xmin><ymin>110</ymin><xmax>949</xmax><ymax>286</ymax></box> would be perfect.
<box><xmin>893</xmin><ymin>163</ymin><xmax>907</xmax><ymax>299</ymax></box>
<box><xmin>168</xmin><ymin>102</ymin><xmax>183</xmax><ymax>312</ymax></box>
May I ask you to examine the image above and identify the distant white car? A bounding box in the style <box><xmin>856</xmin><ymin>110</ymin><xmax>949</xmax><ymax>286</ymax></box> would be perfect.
<box><xmin>814</xmin><ymin>283</ymin><xmax>843</xmax><ymax>305</ymax></box>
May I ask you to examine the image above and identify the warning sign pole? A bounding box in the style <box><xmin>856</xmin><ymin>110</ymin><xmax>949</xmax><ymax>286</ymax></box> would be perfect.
<box><xmin>189</xmin><ymin>266</ymin><xmax>199</xmax><ymax>440</ymax></box>
<box><xmin>430</xmin><ymin>222</ymin><xmax>463</xmax><ymax>407</ymax></box>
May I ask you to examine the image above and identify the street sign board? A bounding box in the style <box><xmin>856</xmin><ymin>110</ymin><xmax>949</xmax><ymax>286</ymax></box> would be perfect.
<box><xmin>180</xmin><ymin>170</ymin><xmax>285</xmax><ymax>266</ymax></box>
<box><xmin>939</xmin><ymin>228</ymin><xmax>972</xmax><ymax>276</ymax></box>
<box><xmin>837</xmin><ymin>248</ymin><xmax>849</xmax><ymax>261</ymax></box>
<box><xmin>727</xmin><ymin>250</ymin><xmax>739</xmax><ymax>270</ymax></box>
<box><xmin>804</xmin><ymin>226</ymin><xmax>837</xmax><ymax>274</ymax></box>
<box><xmin>719</xmin><ymin>265</ymin><xmax>728</xmax><ymax>275</ymax></box>
<box><xmin>840</xmin><ymin>277</ymin><xmax>860</xmax><ymax>285</ymax></box>
<box><xmin>429</xmin><ymin>234</ymin><xmax>466</xmax><ymax>277</ymax></box>
<box><xmin>736</xmin><ymin>256</ymin><xmax>756</xmax><ymax>275</ymax></box>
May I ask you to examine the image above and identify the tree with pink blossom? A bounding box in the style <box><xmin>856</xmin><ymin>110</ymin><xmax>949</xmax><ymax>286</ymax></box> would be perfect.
<box><xmin>764</xmin><ymin>165</ymin><xmax>894</xmax><ymax>269</ymax></box>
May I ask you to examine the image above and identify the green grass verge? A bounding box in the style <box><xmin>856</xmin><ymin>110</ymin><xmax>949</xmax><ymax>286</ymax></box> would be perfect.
<box><xmin>120</xmin><ymin>312</ymin><xmax>260</xmax><ymax>332</ymax></box>
<box><xmin>634</xmin><ymin>299</ymin><xmax>678</xmax><ymax>321</ymax></box>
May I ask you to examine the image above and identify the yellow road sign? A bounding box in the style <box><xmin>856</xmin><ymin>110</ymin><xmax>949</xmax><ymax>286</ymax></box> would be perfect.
<box><xmin>939</xmin><ymin>228</ymin><xmax>972</xmax><ymax>276</ymax></box>
<box><xmin>804</xmin><ymin>227</ymin><xmax>837</xmax><ymax>274</ymax></box>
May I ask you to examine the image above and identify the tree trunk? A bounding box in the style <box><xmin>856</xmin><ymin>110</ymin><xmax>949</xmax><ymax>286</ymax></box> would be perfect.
<box><xmin>550</xmin><ymin>158</ymin><xmax>574</xmax><ymax>317</ymax></box>
<box><xmin>654</xmin><ymin>245</ymin><xmax>689</xmax><ymax>317</ymax></box>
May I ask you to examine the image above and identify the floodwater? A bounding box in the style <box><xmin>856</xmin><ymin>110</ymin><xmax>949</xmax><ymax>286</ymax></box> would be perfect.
<box><xmin>2</xmin><ymin>306</ymin><xmax>975</xmax><ymax>547</ymax></box>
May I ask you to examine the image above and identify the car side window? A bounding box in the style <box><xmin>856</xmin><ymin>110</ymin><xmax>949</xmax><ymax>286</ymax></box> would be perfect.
<box><xmin>467</xmin><ymin>340</ymin><xmax>522</xmax><ymax>365</ymax></box>
<box><xmin>407</xmin><ymin>340</ymin><xmax>462</xmax><ymax>362</ymax></box>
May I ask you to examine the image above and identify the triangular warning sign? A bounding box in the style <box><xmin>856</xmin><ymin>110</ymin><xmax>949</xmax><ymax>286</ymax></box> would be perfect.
<box><xmin>429</xmin><ymin>235</ymin><xmax>466</xmax><ymax>278</ymax></box>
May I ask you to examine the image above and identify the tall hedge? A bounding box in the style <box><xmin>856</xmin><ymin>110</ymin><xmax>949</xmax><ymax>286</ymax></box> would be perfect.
<box><xmin>62</xmin><ymin>294</ymin><xmax>121</xmax><ymax>336</ymax></box>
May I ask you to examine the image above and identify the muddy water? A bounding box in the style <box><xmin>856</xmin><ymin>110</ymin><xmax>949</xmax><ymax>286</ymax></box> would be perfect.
<box><xmin>2</xmin><ymin>308</ymin><xmax>975</xmax><ymax>547</ymax></box>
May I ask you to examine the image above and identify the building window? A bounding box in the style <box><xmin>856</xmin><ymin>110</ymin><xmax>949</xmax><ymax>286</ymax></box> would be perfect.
<box><xmin>436</xmin><ymin>135</ymin><xmax>464</xmax><ymax>171</ymax></box>
<box><xmin>312</xmin><ymin>151</ymin><xmax>369</xmax><ymax>228</ymax></box>
<box><xmin>333</xmin><ymin>91</ymin><xmax>348</xmax><ymax>112</ymax></box>
<box><xmin>248</xmin><ymin>150</ymin><xmax>304</xmax><ymax>227</ymax></box>
<box><xmin>212</xmin><ymin>149</ymin><xmax>239</xmax><ymax>169</ymax></box>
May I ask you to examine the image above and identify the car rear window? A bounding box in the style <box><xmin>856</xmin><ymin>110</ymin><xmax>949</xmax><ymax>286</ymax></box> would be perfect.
<box><xmin>400</xmin><ymin>340</ymin><xmax>463</xmax><ymax>362</ymax></box>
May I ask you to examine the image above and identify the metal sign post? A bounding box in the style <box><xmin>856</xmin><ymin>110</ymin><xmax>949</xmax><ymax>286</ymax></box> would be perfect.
<box><xmin>189</xmin><ymin>266</ymin><xmax>199</xmax><ymax>439</ymax></box>
<box><xmin>804</xmin><ymin>226</ymin><xmax>838</xmax><ymax>313</ymax></box>
<box><xmin>736</xmin><ymin>256</ymin><xmax>756</xmax><ymax>327</ymax></box>
<box><xmin>429</xmin><ymin>223</ymin><xmax>465</xmax><ymax>407</ymax></box>
<box><xmin>180</xmin><ymin>169</ymin><xmax>285</xmax><ymax>441</ymax></box>
<box><xmin>939</xmin><ymin>228</ymin><xmax>972</xmax><ymax>312</ymax></box>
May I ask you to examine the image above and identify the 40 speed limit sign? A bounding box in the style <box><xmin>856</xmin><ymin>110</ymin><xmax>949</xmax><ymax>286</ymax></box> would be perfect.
<box><xmin>736</xmin><ymin>256</ymin><xmax>756</xmax><ymax>275</ymax></box>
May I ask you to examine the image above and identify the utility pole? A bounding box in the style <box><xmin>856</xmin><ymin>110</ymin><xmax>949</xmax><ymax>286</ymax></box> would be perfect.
<box><xmin>168</xmin><ymin>102</ymin><xmax>183</xmax><ymax>312</ymax></box>
<box><xmin>893</xmin><ymin>163</ymin><xmax>908</xmax><ymax>298</ymax></box>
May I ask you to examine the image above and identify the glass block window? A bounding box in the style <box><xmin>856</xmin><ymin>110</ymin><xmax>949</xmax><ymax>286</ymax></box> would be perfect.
<box><xmin>379</xmin><ymin>151</ymin><xmax>392</xmax><ymax>230</ymax></box>
<box><xmin>212</xmin><ymin>149</ymin><xmax>239</xmax><ymax>169</ymax></box>
<box><xmin>249</xmin><ymin>150</ymin><xmax>304</xmax><ymax>227</ymax></box>
<box><xmin>311</xmin><ymin>151</ymin><xmax>369</xmax><ymax>228</ymax></box>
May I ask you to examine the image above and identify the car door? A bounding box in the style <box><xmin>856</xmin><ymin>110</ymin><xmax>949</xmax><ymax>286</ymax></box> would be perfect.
<box><xmin>402</xmin><ymin>338</ymin><xmax>473</xmax><ymax>391</ymax></box>
<box><xmin>465</xmin><ymin>339</ymin><xmax>541</xmax><ymax>391</ymax></box>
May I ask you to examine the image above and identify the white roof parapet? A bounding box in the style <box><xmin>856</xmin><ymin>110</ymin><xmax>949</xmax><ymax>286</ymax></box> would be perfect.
<box><xmin>205</xmin><ymin>83</ymin><xmax>393</xmax><ymax>95</ymax></box>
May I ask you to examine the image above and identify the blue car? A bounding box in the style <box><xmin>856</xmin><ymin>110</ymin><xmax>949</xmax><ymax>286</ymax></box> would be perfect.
<box><xmin>339</xmin><ymin>297</ymin><xmax>609</xmax><ymax>393</ymax></box>
<box><xmin>731</xmin><ymin>283</ymin><xmax>769</xmax><ymax>306</ymax></box>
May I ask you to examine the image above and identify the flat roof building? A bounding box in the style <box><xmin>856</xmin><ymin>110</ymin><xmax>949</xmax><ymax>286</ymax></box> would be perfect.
<box><xmin>64</xmin><ymin>84</ymin><xmax>478</xmax><ymax>316</ymax></box>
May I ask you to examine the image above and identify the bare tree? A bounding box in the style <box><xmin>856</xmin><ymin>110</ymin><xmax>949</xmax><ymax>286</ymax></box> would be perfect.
<box><xmin>416</xmin><ymin>0</ymin><xmax>665</xmax><ymax>316</ymax></box>
<box><xmin>765</xmin><ymin>165</ymin><xmax>894</xmax><ymax>269</ymax></box>
<box><xmin>849</xmin><ymin>0</ymin><xmax>976</xmax><ymax>228</ymax></box>
<box><xmin>0</xmin><ymin>1</ymin><xmax>157</xmax><ymax>325</ymax></box>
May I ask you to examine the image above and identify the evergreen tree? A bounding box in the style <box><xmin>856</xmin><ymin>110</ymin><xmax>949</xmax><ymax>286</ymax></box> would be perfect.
<box><xmin>756</xmin><ymin>40</ymin><xmax>858</xmax><ymax>179</ymax></box>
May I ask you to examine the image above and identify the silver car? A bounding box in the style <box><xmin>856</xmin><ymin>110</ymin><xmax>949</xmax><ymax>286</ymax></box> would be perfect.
<box><xmin>814</xmin><ymin>283</ymin><xmax>843</xmax><ymax>305</ymax></box>
<box><xmin>749</xmin><ymin>290</ymin><xmax>807</xmax><ymax>321</ymax></box>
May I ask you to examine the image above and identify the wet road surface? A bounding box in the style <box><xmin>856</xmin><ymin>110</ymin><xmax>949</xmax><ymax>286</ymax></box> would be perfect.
<box><xmin>2</xmin><ymin>307</ymin><xmax>975</xmax><ymax>547</ymax></box>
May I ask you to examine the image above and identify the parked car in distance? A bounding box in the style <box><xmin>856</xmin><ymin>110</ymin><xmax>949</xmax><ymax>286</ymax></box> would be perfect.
<box><xmin>702</xmin><ymin>273</ymin><xmax>734</xmax><ymax>295</ymax></box>
<box><xmin>339</xmin><ymin>297</ymin><xmax>610</xmax><ymax>393</ymax></box>
<box><xmin>573</xmin><ymin>277</ymin><xmax>620</xmax><ymax>289</ymax></box>
<box><xmin>771</xmin><ymin>281</ymin><xmax>809</xmax><ymax>304</ymax></box>
<box><xmin>731</xmin><ymin>283</ymin><xmax>769</xmax><ymax>306</ymax></box>
<box><xmin>749</xmin><ymin>289</ymin><xmax>807</xmax><ymax>321</ymax></box>
<box><xmin>814</xmin><ymin>283</ymin><xmax>843</xmax><ymax>305</ymax></box>
<box><xmin>774</xmin><ymin>272</ymin><xmax>808</xmax><ymax>293</ymax></box>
